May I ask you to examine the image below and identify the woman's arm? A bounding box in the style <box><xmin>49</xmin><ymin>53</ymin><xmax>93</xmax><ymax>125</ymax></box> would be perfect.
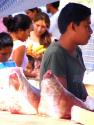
<box><xmin>12</xmin><ymin>45</ymin><xmax>25</xmax><ymax>67</ymax></box>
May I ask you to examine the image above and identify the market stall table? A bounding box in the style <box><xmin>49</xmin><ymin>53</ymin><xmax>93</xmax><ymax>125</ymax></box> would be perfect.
<box><xmin>0</xmin><ymin>111</ymin><xmax>79</xmax><ymax>125</ymax></box>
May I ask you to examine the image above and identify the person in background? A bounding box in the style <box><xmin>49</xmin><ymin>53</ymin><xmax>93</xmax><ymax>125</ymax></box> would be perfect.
<box><xmin>46</xmin><ymin>1</ymin><xmax>61</xmax><ymax>40</ymax></box>
<box><xmin>0</xmin><ymin>32</ymin><xmax>16</xmax><ymax>68</ymax></box>
<box><xmin>26</xmin><ymin>7</ymin><xmax>42</xmax><ymax>31</ymax></box>
<box><xmin>46</xmin><ymin>1</ymin><xmax>59</xmax><ymax>15</ymax></box>
<box><xmin>40</xmin><ymin>2</ymin><xmax>92</xmax><ymax>108</ymax></box>
<box><xmin>26</xmin><ymin>12</ymin><xmax>52</xmax><ymax>79</ymax></box>
<box><xmin>26</xmin><ymin>7</ymin><xmax>42</xmax><ymax>21</ymax></box>
<box><xmin>3</xmin><ymin>14</ymin><xmax>37</xmax><ymax>77</ymax></box>
<box><xmin>27</xmin><ymin>12</ymin><xmax>52</xmax><ymax>48</ymax></box>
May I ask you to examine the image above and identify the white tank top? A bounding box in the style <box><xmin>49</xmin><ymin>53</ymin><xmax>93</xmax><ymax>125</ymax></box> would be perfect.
<box><xmin>10</xmin><ymin>40</ymin><xmax>28</xmax><ymax>70</ymax></box>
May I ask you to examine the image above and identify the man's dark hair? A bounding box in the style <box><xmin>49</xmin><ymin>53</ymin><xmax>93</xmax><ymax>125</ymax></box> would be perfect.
<box><xmin>0</xmin><ymin>32</ymin><xmax>13</xmax><ymax>50</ymax></box>
<box><xmin>58</xmin><ymin>2</ymin><xmax>91</xmax><ymax>34</ymax></box>
<box><xmin>50</xmin><ymin>1</ymin><xmax>60</xmax><ymax>9</ymax></box>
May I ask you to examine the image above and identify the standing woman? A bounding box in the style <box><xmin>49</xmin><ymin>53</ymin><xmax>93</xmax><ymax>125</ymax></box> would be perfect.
<box><xmin>26</xmin><ymin>12</ymin><xmax>52</xmax><ymax>50</ymax></box>
<box><xmin>3</xmin><ymin>14</ymin><xmax>34</xmax><ymax>77</ymax></box>
<box><xmin>26</xmin><ymin>12</ymin><xmax>53</xmax><ymax>79</ymax></box>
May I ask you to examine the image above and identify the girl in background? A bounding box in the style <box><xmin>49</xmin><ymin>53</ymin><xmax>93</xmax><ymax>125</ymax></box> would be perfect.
<box><xmin>27</xmin><ymin>12</ymin><xmax>52</xmax><ymax>48</ymax></box>
<box><xmin>3</xmin><ymin>14</ymin><xmax>37</xmax><ymax>77</ymax></box>
<box><xmin>26</xmin><ymin>12</ymin><xmax>53</xmax><ymax>79</ymax></box>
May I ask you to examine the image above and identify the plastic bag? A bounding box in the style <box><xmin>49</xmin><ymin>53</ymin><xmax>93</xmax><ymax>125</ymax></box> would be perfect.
<box><xmin>38</xmin><ymin>70</ymin><xmax>72</xmax><ymax>119</ymax></box>
<box><xmin>38</xmin><ymin>70</ymin><xmax>90</xmax><ymax>119</ymax></box>
<box><xmin>0</xmin><ymin>67</ymin><xmax>40</xmax><ymax>114</ymax></box>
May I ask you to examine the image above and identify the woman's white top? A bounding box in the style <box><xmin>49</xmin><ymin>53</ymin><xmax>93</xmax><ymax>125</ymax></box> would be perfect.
<box><xmin>10</xmin><ymin>40</ymin><xmax>28</xmax><ymax>70</ymax></box>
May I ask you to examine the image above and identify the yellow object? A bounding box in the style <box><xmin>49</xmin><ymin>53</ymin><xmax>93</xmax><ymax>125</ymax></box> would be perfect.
<box><xmin>37</xmin><ymin>48</ymin><xmax>46</xmax><ymax>54</ymax></box>
<box><xmin>32</xmin><ymin>45</ymin><xmax>44</xmax><ymax>52</ymax></box>
<box><xmin>27</xmin><ymin>44</ymin><xmax>46</xmax><ymax>58</ymax></box>
<box><xmin>26</xmin><ymin>44</ymin><xmax>33</xmax><ymax>56</ymax></box>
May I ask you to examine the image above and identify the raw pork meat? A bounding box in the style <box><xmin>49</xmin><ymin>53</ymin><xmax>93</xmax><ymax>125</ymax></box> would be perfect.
<box><xmin>38</xmin><ymin>70</ymin><xmax>88</xmax><ymax>119</ymax></box>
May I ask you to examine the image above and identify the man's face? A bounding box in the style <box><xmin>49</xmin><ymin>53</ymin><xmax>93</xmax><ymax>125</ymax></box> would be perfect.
<box><xmin>73</xmin><ymin>17</ymin><xmax>93</xmax><ymax>45</ymax></box>
<box><xmin>0</xmin><ymin>47</ymin><xmax>12</xmax><ymax>62</ymax></box>
<box><xmin>46</xmin><ymin>4</ymin><xmax>51</xmax><ymax>13</ymax></box>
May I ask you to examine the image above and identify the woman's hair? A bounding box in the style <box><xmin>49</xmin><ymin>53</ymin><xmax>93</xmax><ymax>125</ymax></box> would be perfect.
<box><xmin>0</xmin><ymin>32</ymin><xmax>13</xmax><ymax>50</ymax></box>
<box><xmin>26</xmin><ymin>7</ymin><xmax>41</xmax><ymax>14</ymax></box>
<box><xmin>33</xmin><ymin>12</ymin><xmax>51</xmax><ymax>47</ymax></box>
<box><xmin>3</xmin><ymin>14</ymin><xmax>31</xmax><ymax>32</ymax></box>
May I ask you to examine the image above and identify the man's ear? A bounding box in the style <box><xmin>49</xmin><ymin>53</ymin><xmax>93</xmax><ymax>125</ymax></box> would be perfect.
<box><xmin>70</xmin><ymin>22</ymin><xmax>78</xmax><ymax>32</ymax></box>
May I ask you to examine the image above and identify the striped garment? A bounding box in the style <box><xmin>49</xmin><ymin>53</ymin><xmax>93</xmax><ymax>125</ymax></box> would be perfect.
<box><xmin>80</xmin><ymin>33</ymin><xmax>94</xmax><ymax>72</ymax></box>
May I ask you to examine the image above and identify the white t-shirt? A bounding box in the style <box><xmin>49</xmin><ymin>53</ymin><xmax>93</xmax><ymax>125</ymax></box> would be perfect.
<box><xmin>10</xmin><ymin>40</ymin><xmax>28</xmax><ymax>70</ymax></box>
<box><xmin>49</xmin><ymin>11</ymin><xmax>61</xmax><ymax>40</ymax></box>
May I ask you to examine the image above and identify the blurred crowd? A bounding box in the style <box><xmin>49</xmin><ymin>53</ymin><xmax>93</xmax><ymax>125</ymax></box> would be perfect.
<box><xmin>0</xmin><ymin>1</ymin><xmax>60</xmax><ymax>79</ymax></box>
